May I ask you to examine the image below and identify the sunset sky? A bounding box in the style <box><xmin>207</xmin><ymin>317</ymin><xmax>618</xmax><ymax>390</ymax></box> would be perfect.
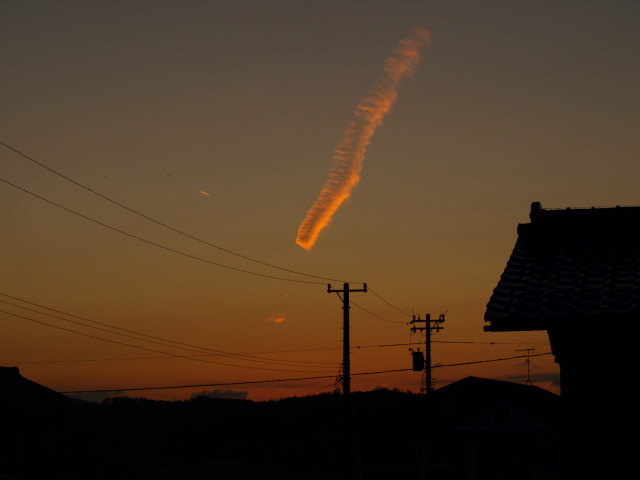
<box><xmin>1</xmin><ymin>0</ymin><xmax>638</xmax><ymax>401</ymax></box>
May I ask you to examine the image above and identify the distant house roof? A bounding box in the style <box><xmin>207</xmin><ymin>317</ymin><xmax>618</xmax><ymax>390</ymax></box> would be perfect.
<box><xmin>485</xmin><ymin>202</ymin><xmax>640</xmax><ymax>332</ymax></box>
<box><xmin>0</xmin><ymin>366</ymin><xmax>71</xmax><ymax>405</ymax></box>
<box><xmin>435</xmin><ymin>376</ymin><xmax>558</xmax><ymax>404</ymax></box>
<box><xmin>431</xmin><ymin>376</ymin><xmax>559</xmax><ymax>427</ymax></box>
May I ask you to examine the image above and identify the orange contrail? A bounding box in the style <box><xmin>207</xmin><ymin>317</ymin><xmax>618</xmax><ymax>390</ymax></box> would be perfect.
<box><xmin>295</xmin><ymin>28</ymin><xmax>431</xmax><ymax>250</ymax></box>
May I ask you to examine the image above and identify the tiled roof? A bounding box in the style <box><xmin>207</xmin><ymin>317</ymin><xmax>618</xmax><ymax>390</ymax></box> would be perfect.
<box><xmin>484</xmin><ymin>202</ymin><xmax>640</xmax><ymax>331</ymax></box>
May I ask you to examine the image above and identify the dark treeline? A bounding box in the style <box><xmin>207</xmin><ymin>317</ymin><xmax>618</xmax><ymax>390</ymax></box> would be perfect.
<box><xmin>1</xmin><ymin>389</ymin><xmax>425</xmax><ymax>480</ymax></box>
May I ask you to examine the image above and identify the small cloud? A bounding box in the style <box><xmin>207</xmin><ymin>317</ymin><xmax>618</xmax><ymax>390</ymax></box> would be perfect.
<box><xmin>502</xmin><ymin>372</ymin><xmax>561</xmax><ymax>387</ymax></box>
<box><xmin>67</xmin><ymin>390</ymin><xmax>126</xmax><ymax>403</ymax></box>
<box><xmin>532</xmin><ymin>372</ymin><xmax>561</xmax><ymax>386</ymax></box>
<box><xmin>191</xmin><ymin>389</ymin><xmax>248</xmax><ymax>400</ymax></box>
<box><xmin>267</xmin><ymin>313</ymin><xmax>286</xmax><ymax>324</ymax></box>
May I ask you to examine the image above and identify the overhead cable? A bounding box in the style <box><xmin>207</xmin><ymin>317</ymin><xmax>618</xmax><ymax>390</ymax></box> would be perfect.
<box><xmin>5</xmin><ymin>342</ymin><xmax>552</xmax><ymax>366</ymax></box>
<box><xmin>351</xmin><ymin>299</ymin><xmax>406</xmax><ymax>325</ymax></box>
<box><xmin>0</xmin><ymin>176</ymin><xmax>326</xmax><ymax>284</ymax></box>
<box><xmin>59</xmin><ymin>353</ymin><xmax>553</xmax><ymax>394</ymax></box>
<box><xmin>367</xmin><ymin>286</ymin><xmax>413</xmax><ymax>317</ymax></box>
<box><xmin>0</xmin><ymin>140</ymin><xmax>356</xmax><ymax>284</ymax></box>
<box><xmin>0</xmin><ymin>291</ymin><xmax>336</xmax><ymax>367</ymax></box>
<box><xmin>0</xmin><ymin>308</ymin><xmax>336</xmax><ymax>373</ymax></box>
<box><xmin>432</xmin><ymin>352</ymin><xmax>552</xmax><ymax>368</ymax></box>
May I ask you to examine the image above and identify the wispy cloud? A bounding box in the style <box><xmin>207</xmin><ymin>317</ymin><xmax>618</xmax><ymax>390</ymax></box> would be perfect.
<box><xmin>267</xmin><ymin>313</ymin><xmax>286</xmax><ymax>324</ymax></box>
<box><xmin>67</xmin><ymin>390</ymin><xmax>126</xmax><ymax>403</ymax></box>
<box><xmin>503</xmin><ymin>372</ymin><xmax>561</xmax><ymax>387</ymax></box>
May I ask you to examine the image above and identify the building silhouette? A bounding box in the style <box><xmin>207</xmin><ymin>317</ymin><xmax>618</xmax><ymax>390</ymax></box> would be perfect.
<box><xmin>0</xmin><ymin>366</ymin><xmax>561</xmax><ymax>479</ymax></box>
<box><xmin>485</xmin><ymin>202</ymin><xmax>640</xmax><ymax>478</ymax></box>
<box><xmin>0</xmin><ymin>366</ymin><xmax>70</xmax><ymax>406</ymax></box>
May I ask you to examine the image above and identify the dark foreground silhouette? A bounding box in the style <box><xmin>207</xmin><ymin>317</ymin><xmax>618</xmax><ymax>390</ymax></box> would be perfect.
<box><xmin>0</xmin><ymin>369</ymin><xmax>560</xmax><ymax>480</ymax></box>
<box><xmin>485</xmin><ymin>202</ymin><xmax>640</xmax><ymax>479</ymax></box>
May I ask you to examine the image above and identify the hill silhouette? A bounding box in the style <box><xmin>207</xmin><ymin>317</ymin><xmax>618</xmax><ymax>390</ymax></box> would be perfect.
<box><xmin>0</xmin><ymin>370</ymin><xmax>560</xmax><ymax>479</ymax></box>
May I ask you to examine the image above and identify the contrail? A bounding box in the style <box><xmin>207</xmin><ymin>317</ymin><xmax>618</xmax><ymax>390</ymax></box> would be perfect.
<box><xmin>296</xmin><ymin>28</ymin><xmax>431</xmax><ymax>251</ymax></box>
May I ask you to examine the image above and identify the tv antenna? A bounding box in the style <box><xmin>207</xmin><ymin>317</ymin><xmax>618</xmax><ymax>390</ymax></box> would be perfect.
<box><xmin>515</xmin><ymin>347</ymin><xmax>535</xmax><ymax>385</ymax></box>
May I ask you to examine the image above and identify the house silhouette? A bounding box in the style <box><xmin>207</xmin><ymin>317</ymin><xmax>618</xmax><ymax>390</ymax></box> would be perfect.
<box><xmin>0</xmin><ymin>366</ymin><xmax>71</xmax><ymax>406</ymax></box>
<box><xmin>0</xmin><ymin>367</ymin><xmax>561</xmax><ymax>479</ymax></box>
<box><xmin>426</xmin><ymin>376</ymin><xmax>560</xmax><ymax>480</ymax></box>
<box><xmin>484</xmin><ymin>202</ymin><xmax>640</xmax><ymax>478</ymax></box>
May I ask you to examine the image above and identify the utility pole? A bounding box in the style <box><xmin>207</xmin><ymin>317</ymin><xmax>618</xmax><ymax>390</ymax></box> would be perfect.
<box><xmin>328</xmin><ymin>282</ymin><xmax>367</xmax><ymax>480</ymax></box>
<box><xmin>409</xmin><ymin>313</ymin><xmax>446</xmax><ymax>393</ymax></box>
<box><xmin>409</xmin><ymin>313</ymin><xmax>445</xmax><ymax>480</ymax></box>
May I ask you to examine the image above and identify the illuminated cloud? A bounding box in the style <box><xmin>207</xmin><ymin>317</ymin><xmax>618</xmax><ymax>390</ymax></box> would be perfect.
<box><xmin>296</xmin><ymin>27</ymin><xmax>431</xmax><ymax>250</ymax></box>
<box><xmin>267</xmin><ymin>313</ymin><xmax>287</xmax><ymax>324</ymax></box>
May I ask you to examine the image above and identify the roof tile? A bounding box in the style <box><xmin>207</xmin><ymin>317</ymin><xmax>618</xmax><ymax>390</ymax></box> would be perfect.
<box><xmin>485</xmin><ymin>202</ymin><xmax>640</xmax><ymax>331</ymax></box>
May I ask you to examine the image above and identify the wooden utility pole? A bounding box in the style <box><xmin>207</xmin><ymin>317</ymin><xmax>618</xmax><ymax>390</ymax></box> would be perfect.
<box><xmin>328</xmin><ymin>282</ymin><xmax>367</xmax><ymax>480</ymax></box>
<box><xmin>410</xmin><ymin>313</ymin><xmax>446</xmax><ymax>393</ymax></box>
<box><xmin>409</xmin><ymin>313</ymin><xmax>446</xmax><ymax>480</ymax></box>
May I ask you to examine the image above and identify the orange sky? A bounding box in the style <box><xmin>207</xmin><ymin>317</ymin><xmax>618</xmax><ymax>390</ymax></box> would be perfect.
<box><xmin>1</xmin><ymin>0</ymin><xmax>639</xmax><ymax>401</ymax></box>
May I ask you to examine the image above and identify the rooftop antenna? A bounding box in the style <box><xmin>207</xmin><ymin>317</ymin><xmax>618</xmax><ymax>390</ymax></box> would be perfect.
<box><xmin>515</xmin><ymin>347</ymin><xmax>535</xmax><ymax>385</ymax></box>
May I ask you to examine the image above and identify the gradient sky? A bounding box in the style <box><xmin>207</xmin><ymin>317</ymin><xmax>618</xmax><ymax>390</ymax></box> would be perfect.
<box><xmin>1</xmin><ymin>0</ymin><xmax>638</xmax><ymax>401</ymax></box>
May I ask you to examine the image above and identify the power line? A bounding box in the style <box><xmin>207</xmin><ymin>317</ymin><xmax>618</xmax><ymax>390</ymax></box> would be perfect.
<box><xmin>4</xmin><ymin>346</ymin><xmax>400</xmax><ymax>366</ymax></box>
<box><xmin>62</xmin><ymin>370</ymin><xmax>413</xmax><ymax>394</ymax></box>
<box><xmin>367</xmin><ymin>286</ymin><xmax>413</xmax><ymax>317</ymax></box>
<box><xmin>1</xmin><ymin>288</ymin><xmax>549</xmax><ymax>371</ymax></box>
<box><xmin>308</xmin><ymin>382</ymin><xmax>338</xmax><ymax>396</ymax></box>
<box><xmin>1</xmin><ymin>141</ymin><xmax>420</xmax><ymax>333</ymax></box>
<box><xmin>351</xmin><ymin>299</ymin><xmax>406</xmax><ymax>325</ymax></box>
<box><xmin>432</xmin><ymin>352</ymin><xmax>552</xmax><ymax>368</ymax></box>
<box><xmin>2</xmin><ymin>354</ymin><xmax>336</xmax><ymax>366</ymax></box>
<box><xmin>251</xmin><ymin>341</ymin><xmax>548</xmax><ymax>352</ymax></box>
<box><xmin>0</xmin><ymin>176</ymin><xmax>326</xmax><ymax>285</ymax></box>
<box><xmin>58</xmin><ymin>353</ymin><xmax>553</xmax><ymax>394</ymax></box>
<box><xmin>0</xmin><ymin>140</ymin><xmax>354</xmax><ymax>284</ymax></box>
<box><xmin>433</xmin><ymin>340</ymin><xmax>549</xmax><ymax>346</ymax></box>
<box><xmin>355</xmin><ymin>342</ymin><xmax>413</xmax><ymax>349</ymax></box>
<box><xmin>3</xmin><ymin>341</ymin><xmax>552</xmax><ymax>366</ymax></box>
<box><xmin>0</xmin><ymin>291</ymin><xmax>418</xmax><ymax>370</ymax></box>
<box><xmin>0</xmin><ymin>299</ymin><xmax>337</xmax><ymax>369</ymax></box>
<box><xmin>61</xmin><ymin>374</ymin><xmax>340</xmax><ymax>394</ymax></box>
<box><xmin>4</xmin><ymin>356</ymin><xmax>188</xmax><ymax>365</ymax></box>
<box><xmin>0</xmin><ymin>291</ymin><xmax>337</xmax><ymax>367</ymax></box>
<box><xmin>0</xmin><ymin>308</ymin><xmax>336</xmax><ymax>373</ymax></box>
